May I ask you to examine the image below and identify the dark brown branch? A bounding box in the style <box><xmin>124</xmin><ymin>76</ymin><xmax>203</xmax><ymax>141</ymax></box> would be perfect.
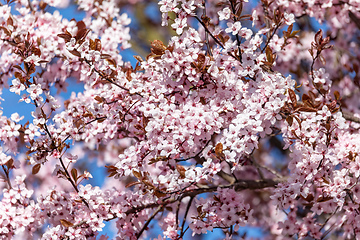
<box><xmin>229</xmin><ymin>0</ymin><xmax>242</xmax><ymax>62</ymax></box>
<box><xmin>193</xmin><ymin>16</ymin><xmax>239</xmax><ymax>61</ymax></box>
<box><xmin>250</xmin><ymin>156</ymin><xmax>265</xmax><ymax>180</ymax></box>
<box><xmin>349</xmin><ymin>11</ymin><xmax>360</xmax><ymax>29</ymax></box>
<box><xmin>217</xmin><ymin>170</ymin><xmax>236</xmax><ymax>184</ymax></box>
<box><xmin>27</xmin><ymin>0</ymin><xmax>34</xmax><ymax>12</ymax></box>
<box><xmin>2</xmin><ymin>165</ymin><xmax>12</xmax><ymax>189</ymax></box>
<box><xmin>175</xmin><ymin>139</ymin><xmax>211</xmax><ymax>162</ymax></box>
<box><xmin>342</xmin><ymin>109</ymin><xmax>360</xmax><ymax>124</ymax></box>
<box><xmin>30</xmin><ymin>87</ymin><xmax>90</xmax><ymax>208</ymax></box>
<box><xmin>136</xmin><ymin>206</ymin><xmax>163</xmax><ymax>239</ymax></box>
<box><xmin>180</xmin><ymin>196</ymin><xmax>194</xmax><ymax>237</ymax></box>
<box><xmin>320</xmin><ymin>206</ymin><xmax>340</xmax><ymax>232</ymax></box>
<box><xmin>125</xmin><ymin>178</ymin><xmax>284</xmax><ymax>216</ymax></box>
<box><xmin>175</xmin><ymin>199</ymin><xmax>181</xmax><ymax>227</ymax></box>
<box><xmin>202</xmin><ymin>0</ymin><xmax>212</xmax><ymax>57</ymax></box>
<box><xmin>83</xmin><ymin>58</ymin><xmax>143</xmax><ymax>98</ymax></box>
<box><xmin>261</xmin><ymin>22</ymin><xmax>282</xmax><ymax>53</ymax></box>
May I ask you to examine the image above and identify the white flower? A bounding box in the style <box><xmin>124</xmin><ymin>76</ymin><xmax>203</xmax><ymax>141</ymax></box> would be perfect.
<box><xmin>24</xmin><ymin>54</ymin><xmax>42</xmax><ymax>66</ymax></box>
<box><xmin>11</xmin><ymin>113</ymin><xmax>24</xmax><ymax>122</ymax></box>
<box><xmin>218</xmin><ymin>7</ymin><xmax>231</xmax><ymax>21</ymax></box>
<box><xmin>284</xmin><ymin>13</ymin><xmax>295</xmax><ymax>25</ymax></box>
<box><xmin>9</xmin><ymin>79</ymin><xmax>25</xmax><ymax>95</ymax></box>
<box><xmin>26</xmin><ymin>84</ymin><xmax>43</xmax><ymax>100</ymax></box>
<box><xmin>225</xmin><ymin>22</ymin><xmax>242</xmax><ymax>35</ymax></box>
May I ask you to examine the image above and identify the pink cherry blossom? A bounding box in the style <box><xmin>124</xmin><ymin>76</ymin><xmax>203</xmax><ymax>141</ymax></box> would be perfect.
<box><xmin>0</xmin><ymin>0</ymin><xmax>360</xmax><ymax>239</ymax></box>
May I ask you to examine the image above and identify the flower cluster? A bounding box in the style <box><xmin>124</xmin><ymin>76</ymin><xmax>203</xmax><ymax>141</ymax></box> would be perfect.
<box><xmin>1</xmin><ymin>0</ymin><xmax>360</xmax><ymax>239</ymax></box>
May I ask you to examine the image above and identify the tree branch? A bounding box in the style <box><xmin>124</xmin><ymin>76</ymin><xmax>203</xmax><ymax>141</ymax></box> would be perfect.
<box><xmin>180</xmin><ymin>196</ymin><xmax>194</xmax><ymax>237</ymax></box>
<box><xmin>125</xmin><ymin>178</ymin><xmax>284</xmax><ymax>216</ymax></box>
<box><xmin>229</xmin><ymin>0</ymin><xmax>242</xmax><ymax>62</ymax></box>
<box><xmin>193</xmin><ymin>16</ymin><xmax>239</xmax><ymax>61</ymax></box>
<box><xmin>136</xmin><ymin>205</ymin><xmax>163</xmax><ymax>239</ymax></box>
<box><xmin>83</xmin><ymin>58</ymin><xmax>143</xmax><ymax>98</ymax></box>
<box><xmin>342</xmin><ymin>109</ymin><xmax>360</xmax><ymax>124</ymax></box>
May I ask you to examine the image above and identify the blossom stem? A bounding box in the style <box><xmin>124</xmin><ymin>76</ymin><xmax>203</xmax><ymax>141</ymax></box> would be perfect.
<box><xmin>229</xmin><ymin>0</ymin><xmax>242</xmax><ymax>62</ymax></box>
<box><xmin>136</xmin><ymin>205</ymin><xmax>163</xmax><ymax>239</ymax></box>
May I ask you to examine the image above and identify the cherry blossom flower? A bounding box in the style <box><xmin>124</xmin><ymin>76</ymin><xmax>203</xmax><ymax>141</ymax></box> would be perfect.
<box><xmin>284</xmin><ymin>13</ymin><xmax>295</xmax><ymax>25</ymax></box>
<box><xmin>225</xmin><ymin>21</ymin><xmax>242</xmax><ymax>35</ymax></box>
<box><xmin>218</xmin><ymin>7</ymin><xmax>231</xmax><ymax>21</ymax></box>
<box><xmin>0</xmin><ymin>0</ymin><xmax>360</xmax><ymax>239</ymax></box>
<box><xmin>9</xmin><ymin>79</ymin><xmax>25</xmax><ymax>95</ymax></box>
<box><xmin>26</xmin><ymin>84</ymin><xmax>43</xmax><ymax>101</ymax></box>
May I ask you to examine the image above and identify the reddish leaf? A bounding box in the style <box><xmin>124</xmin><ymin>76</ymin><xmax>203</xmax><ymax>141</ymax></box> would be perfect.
<box><xmin>32</xmin><ymin>164</ymin><xmax>41</xmax><ymax>175</ymax></box>
<box><xmin>176</xmin><ymin>164</ymin><xmax>186</xmax><ymax>179</ymax></box>
<box><xmin>215</xmin><ymin>143</ymin><xmax>223</xmax><ymax>158</ymax></box>
<box><xmin>14</xmin><ymin>72</ymin><xmax>22</xmax><ymax>80</ymax></box>
<box><xmin>71</xmin><ymin>168</ymin><xmax>78</xmax><ymax>182</ymax></box>
<box><xmin>288</xmin><ymin>89</ymin><xmax>297</xmax><ymax>107</ymax></box>
<box><xmin>7</xmin><ymin>16</ymin><xmax>13</xmax><ymax>26</ymax></box>
<box><xmin>286</xmin><ymin>116</ymin><xmax>293</xmax><ymax>126</ymax></box>
<box><xmin>100</xmin><ymin>53</ymin><xmax>112</xmax><ymax>59</ymax></box>
<box><xmin>142</xmin><ymin>179</ymin><xmax>155</xmax><ymax>188</ymax></box>
<box><xmin>294</xmin><ymin>116</ymin><xmax>302</xmax><ymax>130</ymax></box>
<box><xmin>0</xmin><ymin>26</ymin><xmax>11</xmax><ymax>36</ymax></box>
<box><xmin>97</xmin><ymin>118</ymin><xmax>106</xmax><ymax>123</ymax></box>
<box><xmin>154</xmin><ymin>189</ymin><xmax>167</xmax><ymax>198</ymax></box>
<box><xmin>95</xmin><ymin>39</ymin><xmax>101</xmax><ymax>51</ymax></box>
<box><xmin>132</xmin><ymin>170</ymin><xmax>142</xmax><ymax>179</ymax></box>
<box><xmin>151</xmin><ymin>40</ymin><xmax>166</xmax><ymax>56</ymax></box>
<box><xmin>125</xmin><ymin>181</ymin><xmax>141</xmax><ymax>188</ymax></box>
<box><xmin>105</xmin><ymin>58</ymin><xmax>116</xmax><ymax>67</ymax></box>
<box><xmin>317</xmin><ymin>196</ymin><xmax>333</xmax><ymax>202</ymax></box>
<box><xmin>290</xmin><ymin>30</ymin><xmax>300</xmax><ymax>37</ymax></box>
<box><xmin>133</xmin><ymin>55</ymin><xmax>143</xmax><ymax>62</ymax></box>
<box><xmin>94</xmin><ymin>96</ymin><xmax>103</xmax><ymax>103</ymax></box>
<box><xmin>57</xmin><ymin>33</ymin><xmax>72</xmax><ymax>42</ymax></box>
<box><xmin>5</xmin><ymin>158</ymin><xmax>14</xmax><ymax>169</ymax></box>
<box><xmin>315</xmin><ymin>29</ymin><xmax>323</xmax><ymax>44</ymax></box>
<box><xmin>296</xmin><ymin>107</ymin><xmax>318</xmax><ymax>112</ymax></box>
<box><xmin>60</xmin><ymin>219</ymin><xmax>74</xmax><ymax>227</ymax></box>
<box><xmin>327</xmin><ymin>100</ymin><xmax>337</xmax><ymax>111</ymax></box>
<box><xmin>89</xmin><ymin>39</ymin><xmax>95</xmax><ymax>50</ymax></box>
<box><xmin>76</xmin><ymin>20</ymin><xmax>86</xmax><ymax>31</ymax></box>
<box><xmin>300</xmin><ymin>194</ymin><xmax>314</xmax><ymax>202</ymax></box>
<box><xmin>13</xmin><ymin>65</ymin><xmax>24</xmax><ymax>72</ymax></box>
<box><xmin>76</xmin><ymin>28</ymin><xmax>90</xmax><ymax>41</ymax></box>
<box><xmin>69</xmin><ymin>49</ymin><xmax>81</xmax><ymax>57</ymax></box>
<box><xmin>265</xmin><ymin>46</ymin><xmax>273</xmax><ymax>63</ymax></box>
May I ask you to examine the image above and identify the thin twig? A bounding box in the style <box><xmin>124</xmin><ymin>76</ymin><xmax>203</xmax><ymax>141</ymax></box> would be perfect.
<box><xmin>136</xmin><ymin>206</ymin><xmax>163</xmax><ymax>239</ymax></box>
<box><xmin>229</xmin><ymin>0</ymin><xmax>242</xmax><ymax>62</ymax></box>
<box><xmin>250</xmin><ymin>156</ymin><xmax>265</xmax><ymax>180</ymax></box>
<box><xmin>27</xmin><ymin>0</ymin><xmax>34</xmax><ymax>12</ymax></box>
<box><xmin>175</xmin><ymin>139</ymin><xmax>211</xmax><ymax>162</ymax></box>
<box><xmin>179</xmin><ymin>226</ymin><xmax>190</xmax><ymax>239</ymax></box>
<box><xmin>84</xmin><ymin>58</ymin><xmax>143</xmax><ymax>98</ymax></box>
<box><xmin>258</xmin><ymin>163</ymin><xmax>283</xmax><ymax>178</ymax></box>
<box><xmin>320</xmin><ymin>222</ymin><xmax>337</xmax><ymax>240</ymax></box>
<box><xmin>261</xmin><ymin>22</ymin><xmax>282</xmax><ymax>53</ymax></box>
<box><xmin>202</xmin><ymin>0</ymin><xmax>212</xmax><ymax>56</ymax></box>
<box><xmin>193</xmin><ymin>16</ymin><xmax>239</xmax><ymax>61</ymax></box>
<box><xmin>30</xmin><ymin>85</ymin><xmax>90</xmax><ymax>208</ymax></box>
<box><xmin>175</xmin><ymin>200</ymin><xmax>181</xmax><ymax>227</ymax></box>
<box><xmin>2</xmin><ymin>165</ymin><xmax>12</xmax><ymax>189</ymax></box>
<box><xmin>319</xmin><ymin>206</ymin><xmax>340</xmax><ymax>231</ymax></box>
<box><xmin>342</xmin><ymin>109</ymin><xmax>360</xmax><ymax>124</ymax></box>
<box><xmin>180</xmin><ymin>196</ymin><xmax>194</xmax><ymax>236</ymax></box>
